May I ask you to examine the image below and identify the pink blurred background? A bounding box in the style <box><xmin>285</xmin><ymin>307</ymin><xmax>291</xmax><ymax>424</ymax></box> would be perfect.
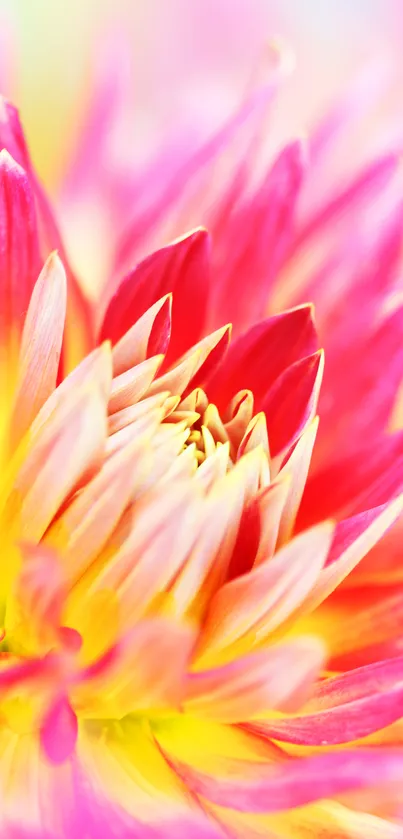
<box><xmin>2</xmin><ymin>0</ymin><xmax>403</xmax><ymax>190</ymax></box>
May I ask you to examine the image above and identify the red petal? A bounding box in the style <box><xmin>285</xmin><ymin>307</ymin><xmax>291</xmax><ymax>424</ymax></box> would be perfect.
<box><xmin>297</xmin><ymin>430</ymin><xmax>403</xmax><ymax>529</ymax></box>
<box><xmin>207</xmin><ymin>305</ymin><xmax>318</xmax><ymax>412</ymax></box>
<box><xmin>262</xmin><ymin>350</ymin><xmax>324</xmax><ymax>457</ymax></box>
<box><xmin>101</xmin><ymin>230</ymin><xmax>210</xmax><ymax>364</ymax></box>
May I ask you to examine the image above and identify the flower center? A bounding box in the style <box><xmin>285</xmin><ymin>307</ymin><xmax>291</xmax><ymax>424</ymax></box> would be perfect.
<box><xmin>166</xmin><ymin>386</ymin><xmax>261</xmax><ymax>469</ymax></box>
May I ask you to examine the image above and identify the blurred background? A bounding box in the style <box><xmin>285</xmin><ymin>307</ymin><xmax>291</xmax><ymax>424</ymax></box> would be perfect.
<box><xmin>2</xmin><ymin>0</ymin><xmax>403</xmax><ymax>190</ymax></box>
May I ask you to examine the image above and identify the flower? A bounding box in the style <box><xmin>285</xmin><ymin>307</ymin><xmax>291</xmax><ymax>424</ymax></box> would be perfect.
<box><xmin>0</xmin><ymin>58</ymin><xmax>403</xmax><ymax>839</ymax></box>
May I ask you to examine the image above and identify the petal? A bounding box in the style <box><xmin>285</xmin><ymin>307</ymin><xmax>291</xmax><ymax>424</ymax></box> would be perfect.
<box><xmin>46</xmin><ymin>420</ymin><xmax>155</xmax><ymax>584</ymax></box>
<box><xmin>173</xmin><ymin>748</ymin><xmax>403</xmax><ymax>813</ymax></box>
<box><xmin>148</xmin><ymin>326</ymin><xmax>230</xmax><ymax>399</ymax></box>
<box><xmin>0</xmin><ymin>149</ymin><xmax>40</xmax><ymax>343</ymax></box>
<box><xmin>276</xmin><ymin>416</ymin><xmax>319</xmax><ymax>545</ymax></box>
<box><xmin>76</xmin><ymin>618</ymin><xmax>196</xmax><ymax>718</ymax></box>
<box><xmin>272</xmin><ymin>801</ymin><xmax>403</xmax><ymax>839</ymax></box>
<box><xmin>77</xmin><ymin>717</ymin><xmax>226</xmax><ymax>838</ymax></box>
<box><xmin>197</xmin><ymin>522</ymin><xmax>334</xmax><ymax>666</ymax></box>
<box><xmin>12</xmin><ymin>253</ymin><xmax>67</xmax><ymax>445</ymax></box>
<box><xmin>210</xmin><ymin>139</ymin><xmax>306</xmax><ymax>334</ymax></box>
<box><xmin>12</xmin><ymin>542</ymin><xmax>66</xmax><ymax>649</ymax></box>
<box><xmin>0</xmin><ymin>99</ymin><xmax>92</xmax><ymax>372</ymax></box>
<box><xmin>262</xmin><ymin>350</ymin><xmax>324</xmax><ymax>457</ymax></box>
<box><xmin>291</xmin><ymin>152</ymin><xmax>399</xmax><ymax>258</ymax></box>
<box><xmin>112</xmin><ymin>77</ymin><xmax>276</xmax><ymax>277</ymax></box>
<box><xmin>207</xmin><ymin>305</ymin><xmax>318</xmax><ymax>413</ymax></box>
<box><xmin>29</xmin><ymin>343</ymin><xmax>112</xmax><ymax>438</ymax></box>
<box><xmin>109</xmin><ymin>354</ymin><xmax>164</xmax><ymax>413</ymax></box>
<box><xmin>300</xmin><ymin>495</ymin><xmax>403</xmax><ymax>614</ymax></box>
<box><xmin>249</xmin><ymin>656</ymin><xmax>403</xmax><ymax>746</ymax></box>
<box><xmin>227</xmin><ymin>477</ymin><xmax>289</xmax><ymax>580</ymax></box>
<box><xmin>69</xmin><ymin>481</ymin><xmax>202</xmax><ymax>635</ymax></box>
<box><xmin>297</xmin><ymin>430</ymin><xmax>403</xmax><ymax>528</ymax></box>
<box><xmin>101</xmin><ymin>229</ymin><xmax>210</xmax><ymax>364</ymax></box>
<box><xmin>15</xmin><ymin>388</ymin><xmax>107</xmax><ymax>542</ymax></box>
<box><xmin>315</xmin><ymin>302</ymin><xmax>403</xmax><ymax>465</ymax></box>
<box><xmin>40</xmin><ymin>695</ymin><xmax>78</xmax><ymax>765</ymax></box>
<box><xmin>185</xmin><ymin>636</ymin><xmax>325</xmax><ymax>723</ymax></box>
<box><xmin>110</xmin><ymin>294</ymin><xmax>172</xmax><ymax>375</ymax></box>
<box><xmin>304</xmin><ymin>584</ymin><xmax>403</xmax><ymax>670</ymax></box>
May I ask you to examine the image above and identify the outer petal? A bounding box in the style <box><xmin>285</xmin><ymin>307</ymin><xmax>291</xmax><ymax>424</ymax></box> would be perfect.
<box><xmin>210</xmin><ymin>140</ymin><xmax>306</xmax><ymax>334</ymax></box>
<box><xmin>297</xmin><ymin>430</ymin><xmax>403</xmax><ymax>528</ymax></box>
<box><xmin>299</xmin><ymin>495</ymin><xmax>403</xmax><ymax>615</ymax></box>
<box><xmin>248</xmin><ymin>656</ymin><xmax>403</xmax><ymax>746</ymax></box>
<box><xmin>173</xmin><ymin>748</ymin><xmax>403</xmax><ymax>814</ymax></box>
<box><xmin>0</xmin><ymin>99</ymin><xmax>93</xmax><ymax>372</ymax></box>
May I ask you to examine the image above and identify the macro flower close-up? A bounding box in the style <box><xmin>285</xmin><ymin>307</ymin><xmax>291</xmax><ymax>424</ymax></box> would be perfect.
<box><xmin>1</xmin><ymin>0</ymin><xmax>403</xmax><ymax>836</ymax></box>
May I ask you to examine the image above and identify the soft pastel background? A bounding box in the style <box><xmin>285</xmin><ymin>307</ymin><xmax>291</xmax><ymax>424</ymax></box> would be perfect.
<box><xmin>2</xmin><ymin>0</ymin><xmax>403</xmax><ymax>192</ymax></box>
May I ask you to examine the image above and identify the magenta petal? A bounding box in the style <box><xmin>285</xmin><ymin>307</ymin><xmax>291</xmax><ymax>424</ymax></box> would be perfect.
<box><xmin>40</xmin><ymin>695</ymin><xmax>78</xmax><ymax>765</ymax></box>
<box><xmin>175</xmin><ymin>748</ymin><xmax>403</xmax><ymax>813</ymax></box>
<box><xmin>248</xmin><ymin>656</ymin><xmax>403</xmax><ymax>745</ymax></box>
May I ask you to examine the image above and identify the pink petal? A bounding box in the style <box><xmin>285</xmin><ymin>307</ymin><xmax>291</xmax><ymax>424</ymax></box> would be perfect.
<box><xmin>291</xmin><ymin>152</ymin><xmax>399</xmax><ymax>256</ymax></box>
<box><xmin>148</xmin><ymin>325</ymin><xmax>230</xmax><ymax>399</ymax></box>
<box><xmin>0</xmin><ymin>149</ymin><xmax>40</xmax><ymax>342</ymax></box>
<box><xmin>249</xmin><ymin>656</ymin><xmax>403</xmax><ymax>746</ymax></box>
<box><xmin>301</xmin><ymin>495</ymin><xmax>403</xmax><ymax>614</ymax></box>
<box><xmin>40</xmin><ymin>695</ymin><xmax>78</xmax><ymax>764</ymax></box>
<box><xmin>185</xmin><ymin>636</ymin><xmax>325</xmax><ymax>722</ymax></box>
<box><xmin>210</xmin><ymin>140</ymin><xmax>306</xmax><ymax>334</ymax></box>
<box><xmin>16</xmin><ymin>542</ymin><xmax>66</xmax><ymax>640</ymax></box>
<box><xmin>174</xmin><ymin>748</ymin><xmax>403</xmax><ymax>813</ymax></box>
<box><xmin>76</xmin><ymin>618</ymin><xmax>196</xmax><ymax>717</ymax></box>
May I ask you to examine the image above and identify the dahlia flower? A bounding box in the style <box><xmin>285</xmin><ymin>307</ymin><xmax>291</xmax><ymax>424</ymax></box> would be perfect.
<box><xmin>1</xmin><ymin>46</ymin><xmax>403</xmax><ymax>839</ymax></box>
